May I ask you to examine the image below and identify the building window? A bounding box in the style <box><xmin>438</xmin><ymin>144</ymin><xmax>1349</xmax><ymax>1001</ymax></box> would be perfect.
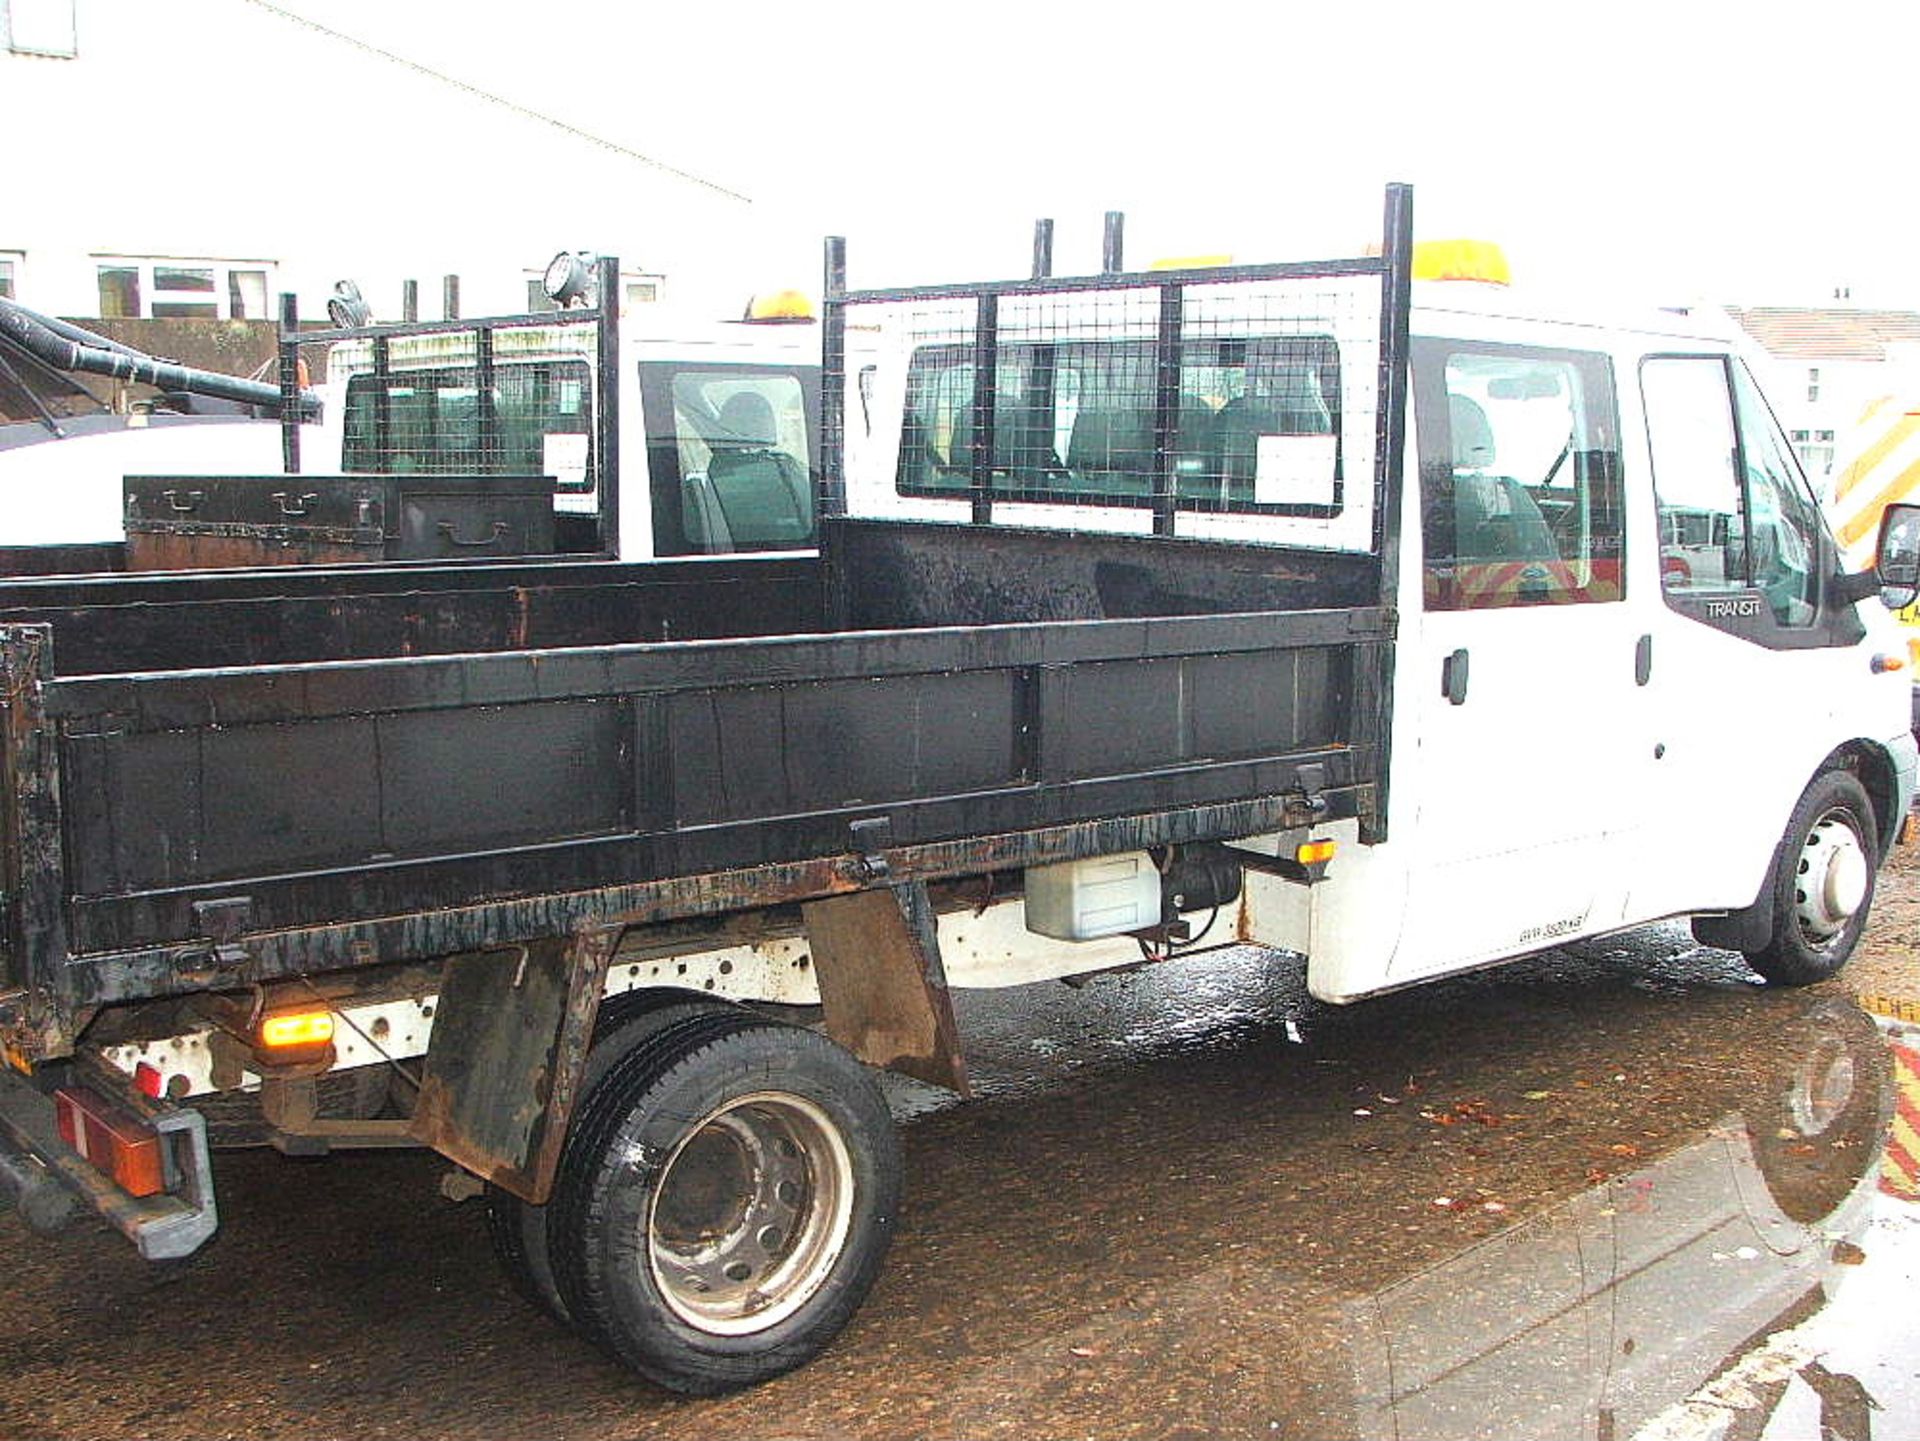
<box><xmin>1794</xmin><ymin>427</ymin><xmax>1838</xmax><ymax>478</ymax></box>
<box><xmin>5</xmin><ymin>0</ymin><xmax>77</xmax><ymax>57</ymax></box>
<box><xmin>97</xmin><ymin>265</ymin><xmax>141</xmax><ymax>318</ymax></box>
<box><xmin>0</xmin><ymin>255</ymin><xmax>18</xmax><ymax>300</ymax></box>
<box><xmin>151</xmin><ymin>267</ymin><xmax>217</xmax><ymax>319</ymax></box>
<box><xmin>228</xmin><ymin>269</ymin><xmax>268</xmax><ymax>320</ymax></box>
<box><xmin>1807</xmin><ymin>366</ymin><xmax>1821</xmax><ymax>404</ymax></box>
<box><xmin>93</xmin><ymin>259</ymin><xmax>276</xmax><ymax>320</ymax></box>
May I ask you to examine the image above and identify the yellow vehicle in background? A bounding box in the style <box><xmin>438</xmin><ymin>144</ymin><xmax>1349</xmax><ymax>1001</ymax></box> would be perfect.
<box><xmin>1825</xmin><ymin>392</ymin><xmax>1920</xmax><ymax>737</ymax></box>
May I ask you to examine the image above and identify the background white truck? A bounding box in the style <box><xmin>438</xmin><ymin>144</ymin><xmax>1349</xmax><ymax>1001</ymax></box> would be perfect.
<box><xmin>0</xmin><ymin>271</ymin><xmax>827</xmax><ymax>570</ymax></box>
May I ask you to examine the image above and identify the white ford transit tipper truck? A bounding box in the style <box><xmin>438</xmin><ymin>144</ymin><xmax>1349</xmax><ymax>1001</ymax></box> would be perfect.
<box><xmin>0</xmin><ymin>186</ymin><xmax>1912</xmax><ymax>1398</ymax></box>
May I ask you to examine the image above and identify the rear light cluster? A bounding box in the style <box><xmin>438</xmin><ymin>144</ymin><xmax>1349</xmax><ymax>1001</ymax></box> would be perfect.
<box><xmin>54</xmin><ymin>1086</ymin><xmax>164</xmax><ymax>1198</ymax></box>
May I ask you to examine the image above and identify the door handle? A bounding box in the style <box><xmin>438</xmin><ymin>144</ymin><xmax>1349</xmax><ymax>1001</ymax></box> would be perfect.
<box><xmin>1635</xmin><ymin>633</ymin><xmax>1653</xmax><ymax>687</ymax></box>
<box><xmin>1441</xmin><ymin>648</ymin><xmax>1470</xmax><ymax>706</ymax></box>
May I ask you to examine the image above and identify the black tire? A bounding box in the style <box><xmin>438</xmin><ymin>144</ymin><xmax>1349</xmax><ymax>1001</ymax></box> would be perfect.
<box><xmin>485</xmin><ymin>991</ymin><xmax>738</xmax><ymax>1325</ymax></box>
<box><xmin>548</xmin><ymin>1010</ymin><xmax>901</xmax><ymax>1394</ymax></box>
<box><xmin>1746</xmin><ymin>770</ymin><xmax>1879</xmax><ymax>986</ymax></box>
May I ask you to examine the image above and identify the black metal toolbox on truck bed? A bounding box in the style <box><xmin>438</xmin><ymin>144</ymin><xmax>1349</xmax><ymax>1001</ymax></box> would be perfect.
<box><xmin>123</xmin><ymin>472</ymin><xmax>556</xmax><ymax>569</ymax></box>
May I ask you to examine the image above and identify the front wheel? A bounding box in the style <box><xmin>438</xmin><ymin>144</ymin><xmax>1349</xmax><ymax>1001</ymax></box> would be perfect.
<box><xmin>1745</xmin><ymin>770</ymin><xmax>1879</xmax><ymax>986</ymax></box>
<box><xmin>549</xmin><ymin>1009</ymin><xmax>900</xmax><ymax>1394</ymax></box>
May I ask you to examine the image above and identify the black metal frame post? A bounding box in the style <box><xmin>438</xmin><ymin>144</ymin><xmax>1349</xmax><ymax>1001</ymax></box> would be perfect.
<box><xmin>442</xmin><ymin>275</ymin><xmax>460</xmax><ymax>322</ymax></box>
<box><xmin>1102</xmin><ymin>211</ymin><xmax>1125</xmax><ymax>273</ymax></box>
<box><xmin>1151</xmin><ymin>283</ymin><xmax>1184</xmax><ymax>537</ymax></box>
<box><xmin>277</xmin><ymin>293</ymin><xmax>301</xmax><ymax>476</ymax></box>
<box><xmin>372</xmin><ymin>334</ymin><xmax>391</xmax><ymax>462</ymax></box>
<box><xmin>475</xmin><ymin>326</ymin><xmax>496</xmax><ymax>479</ymax></box>
<box><xmin>1359</xmin><ymin>181</ymin><xmax>1414</xmax><ymax>843</ymax></box>
<box><xmin>968</xmin><ymin>294</ymin><xmax>998</xmax><ymax>526</ymax></box>
<box><xmin>820</xmin><ymin>238</ymin><xmax>849</xmax><ymax>523</ymax></box>
<box><xmin>402</xmin><ymin>280</ymin><xmax>419</xmax><ymax>324</ymax></box>
<box><xmin>593</xmin><ymin>254</ymin><xmax>622</xmax><ymax>558</ymax></box>
<box><xmin>1032</xmin><ymin>219</ymin><xmax>1055</xmax><ymax>280</ymax></box>
<box><xmin>1373</xmin><ymin>182</ymin><xmax>1414</xmax><ymax>589</ymax></box>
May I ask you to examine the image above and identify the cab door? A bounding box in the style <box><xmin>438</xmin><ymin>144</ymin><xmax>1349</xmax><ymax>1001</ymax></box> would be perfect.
<box><xmin>1388</xmin><ymin>337</ymin><xmax>1645</xmax><ymax>979</ymax></box>
<box><xmin>1624</xmin><ymin>354</ymin><xmax>1873</xmax><ymax>923</ymax></box>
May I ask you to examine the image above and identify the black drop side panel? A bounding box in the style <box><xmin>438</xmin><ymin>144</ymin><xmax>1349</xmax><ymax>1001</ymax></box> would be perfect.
<box><xmin>62</xmin><ymin>698</ymin><xmax>634</xmax><ymax>897</ymax></box>
<box><xmin>0</xmin><ymin>558</ymin><xmax>825</xmax><ymax>675</ymax></box>
<box><xmin>824</xmin><ymin>517</ymin><xmax>1379</xmax><ymax>628</ymax></box>
<box><xmin>48</xmin><ymin>598</ymin><xmax>1380</xmax><ymax>956</ymax></box>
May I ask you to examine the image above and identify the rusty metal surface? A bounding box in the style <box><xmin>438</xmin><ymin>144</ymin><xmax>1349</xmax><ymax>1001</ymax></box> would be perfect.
<box><xmin>0</xmin><ymin>627</ymin><xmax>69</xmax><ymax>1049</ymax></box>
<box><xmin>125</xmin><ymin>531</ymin><xmax>374</xmax><ymax>570</ymax></box>
<box><xmin>407</xmin><ymin>931</ymin><xmax>613</xmax><ymax>1203</ymax></box>
<box><xmin>49</xmin><ymin>786</ymin><xmax>1349</xmax><ymax>1040</ymax></box>
<box><xmin>803</xmin><ymin>885</ymin><xmax>970</xmax><ymax>1095</ymax></box>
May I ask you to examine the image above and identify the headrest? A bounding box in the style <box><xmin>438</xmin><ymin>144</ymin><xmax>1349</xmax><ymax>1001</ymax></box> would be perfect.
<box><xmin>1449</xmin><ymin>395</ymin><xmax>1495</xmax><ymax>469</ymax></box>
<box><xmin>718</xmin><ymin>390</ymin><xmax>778</xmax><ymax>447</ymax></box>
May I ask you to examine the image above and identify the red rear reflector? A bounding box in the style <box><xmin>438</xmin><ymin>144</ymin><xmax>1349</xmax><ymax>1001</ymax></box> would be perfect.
<box><xmin>133</xmin><ymin>1062</ymin><xmax>164</xmax><ymax>1099</ymax></box>
<box><xmin>54</xmin><ymin>1087</ymin><xmax>165</xmax><ymax>1198</ymax></box>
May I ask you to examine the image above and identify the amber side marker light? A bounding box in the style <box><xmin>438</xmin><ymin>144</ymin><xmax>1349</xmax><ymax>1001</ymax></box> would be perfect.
<box><xmin>1296</xmin><ymin>840</ymin><xmax>1339</xmax><ymax>866</ymax></box>
<box><xmin>1871</xmin><ymin>652</ymin><xmax>1907</xmax><ymax>674</ymax></box>
<box><xmin>259</xmin><ymin>1010</ymin><xmax>335</xmax><ymax>1051</ymax></box>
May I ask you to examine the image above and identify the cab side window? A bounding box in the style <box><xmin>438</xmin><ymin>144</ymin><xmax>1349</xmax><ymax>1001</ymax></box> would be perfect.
<box><xmin>1643</xmin><ymin>356</ymin><xmax>1822</xmax><ymax>629</ymax></box>
<box><xmin>1415</xmin><ymin>341</ymin><xmax>1624</xmax><ymax>611</ymax></box>
<box><xmin>642</xmin><ymin>364</ymin><xmax>817</xmax><ymax>556</ymax></box>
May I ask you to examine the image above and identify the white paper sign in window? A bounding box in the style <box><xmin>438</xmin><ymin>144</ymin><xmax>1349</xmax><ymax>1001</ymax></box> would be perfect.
<box><xmin>1254</xmin><ymin>434</ymin><xmax>1337</xmax><ymax>507</ymax></box>
<box><xmin>543</xmin><ymin>433</ymin><xmax>592</xmax><ymax>493</ymax></box>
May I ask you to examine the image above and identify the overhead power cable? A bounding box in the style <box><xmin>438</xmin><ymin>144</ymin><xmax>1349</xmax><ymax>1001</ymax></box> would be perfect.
<box><xmin>237</xmin><ymin>0</ymin><xmax>753</xmax><ymax>204</ymax></box>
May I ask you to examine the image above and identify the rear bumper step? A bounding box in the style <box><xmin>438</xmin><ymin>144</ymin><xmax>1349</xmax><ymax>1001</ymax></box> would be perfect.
<box><xmin>0</xmin><ymin>1069</ymin><xmax>217</xmax><ymax>1260</ymax></box>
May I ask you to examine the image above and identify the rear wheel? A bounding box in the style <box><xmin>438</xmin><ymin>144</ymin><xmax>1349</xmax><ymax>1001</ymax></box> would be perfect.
<box><xmin>549</xmin><ymin>1010</ymin><xmax>900</xmax><ymax>1394</ymax></box>
<box><xmin>1745</xmin><ymin>770</ymin><xmax>1879</xmax><ymax>986</ymax></box>
<box><xmin>485</xmin><ymin>992</ymin><xmax>736</xmax><ymax>1325</ymax></box>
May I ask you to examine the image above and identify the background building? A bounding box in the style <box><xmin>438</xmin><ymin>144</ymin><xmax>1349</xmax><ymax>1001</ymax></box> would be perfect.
<box><xmin>1726</xmin><ymin>307</ymin><xmax>1920</xmax><ymax>482</ymax></box>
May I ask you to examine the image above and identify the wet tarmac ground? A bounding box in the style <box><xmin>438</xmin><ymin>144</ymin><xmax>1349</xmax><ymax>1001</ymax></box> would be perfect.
<box><xmin>1</xmin><ymin>887</ymin><xmax>1916</xmax><ymax>1439</ymax></box>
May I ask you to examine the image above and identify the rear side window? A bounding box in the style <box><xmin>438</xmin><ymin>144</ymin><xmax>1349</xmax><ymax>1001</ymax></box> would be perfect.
<box><xmin>343</xmin><ymin>361</ymin><xmax>594</xmax><ymax>494</ymax></box>
<box><xmin>897</xmin><ymin>335</ymin><xmax>1343</xmax><ymax>516</ymax></box>
<box><xmin>1414</xmin><ymin>341</ymin><xmax>1624</xmax><ymax>611</ymax></box>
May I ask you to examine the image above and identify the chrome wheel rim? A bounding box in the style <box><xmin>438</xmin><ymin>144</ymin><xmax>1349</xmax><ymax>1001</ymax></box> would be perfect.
<box><xmin>646</xmin><ymin>1092</ymin><xmax>855</xmax><ymax>1336</ymax></box>
<box><xmin>1791</xmin><ymin>810</ymin><xmax>1869</xmax><ymax>943</ymax></box>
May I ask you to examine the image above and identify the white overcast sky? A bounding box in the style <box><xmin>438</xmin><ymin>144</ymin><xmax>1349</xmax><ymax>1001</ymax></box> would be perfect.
<box><xmin>266</xmin><ymin>0</ymin><xmax>1920</xmax><ymax>307</ymax></box>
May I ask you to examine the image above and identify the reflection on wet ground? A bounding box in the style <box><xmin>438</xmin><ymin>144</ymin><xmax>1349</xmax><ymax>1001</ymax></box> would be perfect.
<box><xmin>0</xmin><ymin>924</ymin><xmax>1914</xmax><ymax>1440</ymax></box>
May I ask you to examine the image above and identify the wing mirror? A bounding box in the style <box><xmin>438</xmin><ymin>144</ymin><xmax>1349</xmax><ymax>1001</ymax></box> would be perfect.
<box><xmin>1878</xmin><ymin>502</ymin><xmax>1920</xmax><ymax>610</ymax></box>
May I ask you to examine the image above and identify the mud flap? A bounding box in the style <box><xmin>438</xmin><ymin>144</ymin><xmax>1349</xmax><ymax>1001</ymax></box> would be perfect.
<box><xmin>802</xmin><ymin>882</ymin><xmax>971</xmax><ymax>1096</ymax></box>
<box><xmin>407</xmin><ymin>930</ymin><xmax>616</xmax><ymax>1204</ymax></box>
